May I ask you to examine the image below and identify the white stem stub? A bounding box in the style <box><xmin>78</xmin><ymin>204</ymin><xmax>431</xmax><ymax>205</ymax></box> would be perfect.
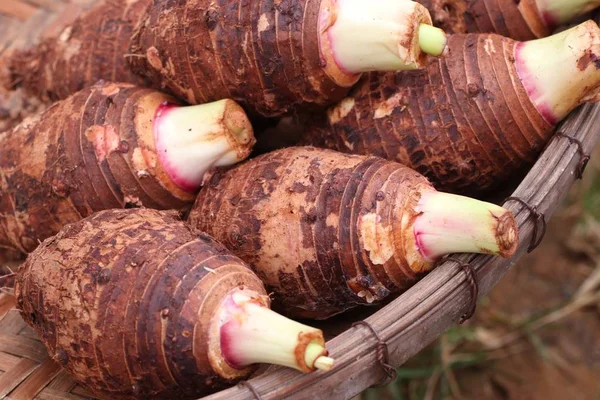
<box><xmin>216</xmin><ymin>290</ymin><xmax>333</xmax><ymax>374</ymax></box>
<box><xmin>153</xmin><ymin>99</ymin><xmax>255</xmax><ymax>193</ymax></box>
<box><xmin>318</xmin><ymin>0</ymin><xmax>440</xmax><ymax>85</ymax></box>
<box><xmin>536</xmin><ymin>0</ymin><xmax>600</xmax><ymax>26</ymax></box>
<box><xmin>515</xmin><ymin>20</ymin><xmax>600</xmax><ymax>125</ymax></box>
<box><xmin>412</xmin><ymin>191</ymin><xmax>518</xmax><ymax>262</ymax></box>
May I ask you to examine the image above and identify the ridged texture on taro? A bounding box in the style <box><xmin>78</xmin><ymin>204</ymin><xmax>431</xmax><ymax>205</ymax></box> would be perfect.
<box><xmin>128</xmin><ymin>0</ymin><xmax>348</xmax><ymax>117</ymax></box>
<box><xmin>2</xmin><ymin>0</ymin><xmax>150</xmax><ymax>102</ymax></box>
<box><xmin>302</xmin><ymin>33</ymin><xmax>552</xmax><ymax>194</ymax></box>
<box><xmin>0</xmin><ymin>82</ymin><xmax>193</xmax><ymax>254</ymax></box>
<box><xmin>14</xmin><ymin>209</ymin><xmax>266</xmax><ymax>400</ymax></box>
<box><xmin>189</xmin><ymin>147</ymin><xmax>437</xmax><ymax>319</ymax></box>
<box><xmin>417</xmin><ymin>0</ymin><xmax>549</xmax><ymax>40</ymax></box>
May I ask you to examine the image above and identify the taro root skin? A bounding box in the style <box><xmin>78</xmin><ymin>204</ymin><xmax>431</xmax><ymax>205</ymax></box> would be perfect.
<box><xmin>1</xmin><ymin>0</ymin><xmax>150</xmax><ymax>102</ymax></box>
<box><xmin>418</xmin><ymin>0</ymin><xmax>548</xmax><ymax>40</ymax></box>
<box><xmin>13</xmin><ymin>209</ymin><xmax>263</xmax><ymax>400</ymax></box>
<box><xmin>188</xmin><ymin>147</ymin><xmax>518</xmax><ymax>319</ymax></box>
<box><xmin>0</xmin><ymin>81</ymin><xmax>254</xmax><ymax>255</ymax></box>
<box><xmin>15</xmin><ymin>209</ymin><xmax>332</xmax><ymax>399</ymax></box>
<box><xmin>128</xmin><ymin>0</ymin><xmax>443</xmax><ymax>117</ymax></box>
<box><xmin>128</xmin><ymin>0</ymin><xmax>343</xmax><ymax>117</ymax></box>
<box><xmin>302</xmin><ymin>21</ymin><xmax>600</xmax><ymax>194</ymax></box>
<box><xmin>418</xmin><ymin>0</ymin><xmax>600</xmax><ymax>41</ymax></box>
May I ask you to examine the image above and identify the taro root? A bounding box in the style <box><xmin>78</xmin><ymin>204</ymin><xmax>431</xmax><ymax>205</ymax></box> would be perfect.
<box><xmin>0</xmin><ymin>81</ymin><xmax>254</xmax><ymax>255</ymax></box>
<box><xmin>188</xmin><ymin>146</ymin><xmax>518</xmax><ymax>319</ymax></box>
<box><xmin>302</xmin><ymin>20</ymin><xmax>600</xmax><ymax>194</ymax></box>
<box><xmin>0</xmin><ymin>0</ymin><xmax>150</xmax><ymax>102</ymax></box>
<box><xmin>128</xmin><ymin>0</ymin><xmax>447</xmax><ymax>117</ymax></box>
<box><xmin>419</xmin><ymin>0</ymin><xmax>600</xmax><ymax>40</ymax></box>
<box><xmin>15</xmin><ymin>208</ymin><xmax>333</xmax><ymax>400</ymax></box>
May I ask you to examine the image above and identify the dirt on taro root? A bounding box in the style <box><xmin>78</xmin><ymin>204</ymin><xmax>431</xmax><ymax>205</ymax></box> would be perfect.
<box><xmin>358</xmin><ymin>143</ymin><xmax>600</xmax><ymax>400</ymax></box>
<box><xmin>1</xmin><ymin>130</ymin><xmax>599</xmax><ymax>400</ymax></box>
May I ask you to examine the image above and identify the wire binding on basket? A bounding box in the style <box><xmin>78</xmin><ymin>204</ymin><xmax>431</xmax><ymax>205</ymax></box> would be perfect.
<box><xmin>237</xmin><ymin>380</ymin><xmax>263</xmax><ymax>400</ymax></box>
<box><xmin>554</xmin><ymin>132</ymin><xmax>590</xmax><ymax>179</ymax></box>
<box><xmin>443</xmin><ymin>257</ymin><xmax>479</xmax><ymax>324</ymax></box>
<box><xmin>503</xmin><ymin>197</ymin><xmax>547</xmax><ymax>253</ymax></box>
<box><xmin>351</xmin><ymin>321</ymin><xmax>397</xmax><ymax>387</ymax></box>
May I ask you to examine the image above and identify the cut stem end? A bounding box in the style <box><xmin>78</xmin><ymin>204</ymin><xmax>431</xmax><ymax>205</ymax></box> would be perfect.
<box><xmin>314</xmin><ymin>355</ymin><xmax>335</xmax><ymax>371</ymax></box>
<box><xmin>153</xmin><ymin>99</ymin><xmax>255</xmax><ymax>193</ymax></box>
<box><xmin>413</xmin><ymin>191</ymin><xmax>518</xmax><ymax>262</ymax></box>
<box><xmin>318</xmin><ymin>0</ymin><xmax>440</xmax><ymax>85</ymax></box>
<box><xmin>217</xmin><ymin>290</ymin><xmax>333</xmax><ymax>374</ymax></box>
<box><xmin>305</xmin><ymin>342</ymin><xmax>334</xmax><ymax>371</ymax></box>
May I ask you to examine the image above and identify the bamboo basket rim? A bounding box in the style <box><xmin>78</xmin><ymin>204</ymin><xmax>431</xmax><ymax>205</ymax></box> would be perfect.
<box><xmin>0</xmin><ymin>2</ymin><xmax>599</xmax><ymax>399</ymax></box>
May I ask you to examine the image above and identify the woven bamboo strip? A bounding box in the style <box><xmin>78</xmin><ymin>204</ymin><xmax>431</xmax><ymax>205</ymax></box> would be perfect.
<box><xmin>9</xmin><ymin>359</ymin><xmax>62</xmax><ymax>400</ymax></box>
<box><xmin>0</xmin><ymin>293</ymin><xmax>91</xmax><ymax>399</ymax></box>
<box><xmin>0</xmin><ymin>358</ymin><xmax>38</xmax><ymax>397</ymax></box>
<box><xmin>0</xmin><ymin>352</ymin><xmax>22</xmax><ymax>372</ymax></box>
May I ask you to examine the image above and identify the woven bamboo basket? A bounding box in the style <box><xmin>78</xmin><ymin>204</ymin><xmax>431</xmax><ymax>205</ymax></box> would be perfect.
<box><xmin>1</xmin><ymin>1</ymin><xmax>599</xmax><ymax>399</ymax></box>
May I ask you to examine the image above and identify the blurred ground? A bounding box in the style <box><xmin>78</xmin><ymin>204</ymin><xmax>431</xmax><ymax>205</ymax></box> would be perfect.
<box><xmin>358</xmin><ymin>143</ymin><xmax>600</xmax><ymax>400</ymax></box>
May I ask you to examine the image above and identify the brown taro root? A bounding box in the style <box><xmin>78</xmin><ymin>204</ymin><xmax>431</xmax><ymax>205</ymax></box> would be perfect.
<box><xmin>0</xmin><ymin>0</ymin><xmax>150</xmax><ymax>102</ymax></box>
<box><xmin>188</xmin><ymin>147</ymin><xmax>518</xmax><ymax>319</ymax></box>
<box><xmin>0</xmin><ymin>81</ymin><xmax>254</xmax><ymax>256</ymax></box>
<box><xmin>14</xmin><ymin>209</ymin><xmax>333</xmax><ymax>400</ymax></box>
<box><xmin>302</xmin><ymin>20</ymin><xmax>600</xmax><ymax>194</ymax></box>
<box><xmin>128</xmin><ymin>0</ymin><xmax>447</xmax><ymax>117</ymax></box>
<box><xmin>419</xmin><ymin>0</ymin><xmax>600</xmax><ymax>40</ymax></box>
